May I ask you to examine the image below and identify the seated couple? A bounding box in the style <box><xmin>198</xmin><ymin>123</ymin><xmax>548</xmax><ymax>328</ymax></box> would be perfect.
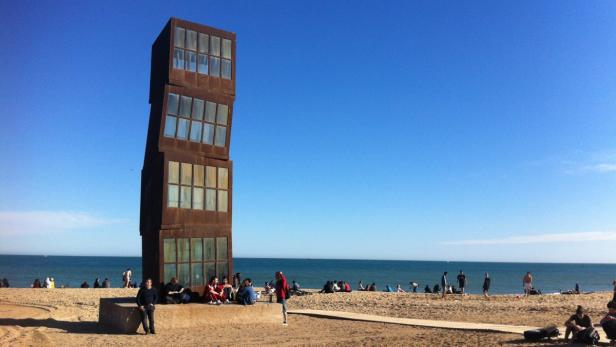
<box><xmin>204</xmin><ymin>276</ymin><xmax>234</xmax><ymax>304</ymax></box>
<box><xmin>236</xmin><ymin>278</ymin><xmax>259</xmax><ymax>305</ymax></box>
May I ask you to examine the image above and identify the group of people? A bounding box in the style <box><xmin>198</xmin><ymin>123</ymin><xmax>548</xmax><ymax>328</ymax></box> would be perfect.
<box><xmin>320</xmin><ymin>280</ymin><xmax>352</xmax><ymax>293</ymax></box>
<box><xmin>135</xmin><ymin>271</ymin><xmax>292</xmax><ymax>334</ymax></box>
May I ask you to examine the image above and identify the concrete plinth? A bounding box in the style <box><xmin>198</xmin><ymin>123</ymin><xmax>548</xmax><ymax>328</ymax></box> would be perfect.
<box><xmin>99</xmin><ymin>297</ymin><xmax>282</xmax><ymax>333</ymax></box>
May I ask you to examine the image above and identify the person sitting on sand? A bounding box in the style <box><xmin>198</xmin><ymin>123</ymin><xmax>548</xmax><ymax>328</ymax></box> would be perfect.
<box><xmin>1</xmin><ymin>278</ymin><xmax>9</xmax><ymax>288</ymax></box>
<box><xmin>320</xmin><ymin>281</ymin><xmax>335</xmax><ymax>294</ymax></box>
<box><xmin>523</xmin><ymin>272</ymin><xmax>533</xmax><ymax>296</ymax></box>
<box><xmin>332</xmin><ymin>281</ymin><xmax>340</xmax><ymax>292</ymax></box>
<box><xmin>220</xmin><ymin>276</ymin><xmax>233</xmax><ymax>303</ymax></box>
<box><xmin>343</xmin><ymin>282</ymin><xmax>352</xmax><ymax>293</ymax></box>
<box><xmin>80</xmin><ymin>281</ymin><xmax>89</xmax><ymax>288</ymax></box>
<box><xmin>50</xmin><ymin>278</ymin><xmax>56</xmax><ymax>288</ymax></box>
<box><xmin>396</xmin><ymin>284</ymin><xmax>406</xmax><ymax>293</ymax></box>
<box><xmin>163</xmin><ymin>277</ymin><xmax>186</xmax><ymax>304</ymax></box>
<box><xmin>409</xmin><ymin>282</ymin><xmax>418</xmax><ymax>293</ymax></box>
<box><xmin>32</xmin><ymin>278</ymin><xmax>41</xmax><ymax>288</ymax></box>
<box><xmin>564</xmin><ymin>305</ymin><xmax>592</xmax><ymax>341</ymax></box>
<box><xmin>237</xmin><ymin>278</ymin><xmax>257</xmax><ymax>305</ymax></box>
<box><xmin>368</xmin><ymin>283</ymin><xmax>376</xmax><ymax>291</ymax></box>
<box><xmin>44</xmin><ymin>277</ymin><xmax>51</xmax><ymax>288</ymax></box>
<box><xmin>358</xmin><ymin>281</ymin><xmax>365</xmax><ymax>291</ymax></box>
<box><xmin>483</xmin><ymin>273</ymin><xmax>491</xmax><ymax>297</ymax></box>
<box><xmin>205</xmin><ymin>276</ymin><xmax>223</xmax><ymax>304</ymax></box>
<box><xmin>424</xmin><ymin>285</ymin><xmax>432</xmax><ymax>293</ymax></box>
<box><xmin>136</xmin><ymin>278</ymin><xmax>158</xmax><ymax>335</ymax></box>
<box><xmin>93</xmin><ymin>277</ymin><xmax>100</xmax><ymax>288</ymax></box>
<box><xmin>291</xmin><ymin>280</ymin><xmax>306</xmax><ymax>296</ymax></box>
<box><xmin>457</xmin><ymin>271</ymin><xmax>466</xmax><ymax>295</ymax></box>
<box><xmin>601</xmin><ymin>301</ymin><xmax>616</xmax><ymax>345</ymax></box>
<box><xmin>433</xmin><ymin>284</ymin><xmax>440</xmax><ymax>293</ymax></box>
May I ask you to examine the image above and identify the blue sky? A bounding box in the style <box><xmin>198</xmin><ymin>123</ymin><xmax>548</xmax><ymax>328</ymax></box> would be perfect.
<box><xmin>1</xmin><ymin>1</ymin><xmax>616</xmax><ymax>262</ymax></box>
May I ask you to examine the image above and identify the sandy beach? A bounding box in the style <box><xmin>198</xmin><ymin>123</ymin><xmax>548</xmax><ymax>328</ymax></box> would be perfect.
<box><xmin>0</xmin><ymin>288</ymin><xmax>613</xmax><ymax>346</ymax></box>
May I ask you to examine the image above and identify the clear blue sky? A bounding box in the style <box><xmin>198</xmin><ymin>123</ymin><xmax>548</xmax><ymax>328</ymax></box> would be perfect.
<box><xmin>1</xmin><ymin>1</ymin><xmax>615</xmax><ymax>262</ymax></box>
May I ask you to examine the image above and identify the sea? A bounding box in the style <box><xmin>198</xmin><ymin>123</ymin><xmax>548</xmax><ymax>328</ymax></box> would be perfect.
<box><xmin>0</xmin><ymin>255</ymin><xmax>614</xmax><ymax>295</ymax></box>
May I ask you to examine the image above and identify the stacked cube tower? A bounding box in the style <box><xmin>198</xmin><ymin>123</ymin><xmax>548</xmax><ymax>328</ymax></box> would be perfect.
<box><xmin>140</xmin><ymin>18</ymin><xmax>236</xmax><ymax>294</ymax></box>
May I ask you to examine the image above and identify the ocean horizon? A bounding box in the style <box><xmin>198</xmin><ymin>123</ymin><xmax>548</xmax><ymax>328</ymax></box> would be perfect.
<box><xmin>1</xmin><ymin>254</ymin><xmax>615</xmax><ymax>294</ymax></box>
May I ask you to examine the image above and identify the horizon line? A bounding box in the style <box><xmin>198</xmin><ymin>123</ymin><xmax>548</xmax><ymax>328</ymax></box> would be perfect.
<box><xmin>1</xmin><ymin>253</ymin><xmax>616</xmax><ymax>265</ymax></box>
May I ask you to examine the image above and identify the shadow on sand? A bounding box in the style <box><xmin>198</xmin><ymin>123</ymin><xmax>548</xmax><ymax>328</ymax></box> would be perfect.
<box><xmin>0</xmin><ymin>318</ymin><xmax>134</xmax><ymax>335</ymax></box>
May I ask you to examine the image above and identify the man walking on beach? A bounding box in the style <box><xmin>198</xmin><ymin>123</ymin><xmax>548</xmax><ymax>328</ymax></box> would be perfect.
<box><xmin>441</xmin><ymin>272</ymin><xmax>448</xmax><ymax>298</ymax></box>
<box><xmin>275</xmin><ymin>271</ymin><xmax>290</xmax><ymax>325</ymax></box>
<box><xmin>523</xmin><ymin>272</ymin><xmax>533</xmax><ymax>297</ymax></box>
<box><xmin>136</xmin><ymin>278</ymin><xmax>158</xmax><ymax>334</ymax></box>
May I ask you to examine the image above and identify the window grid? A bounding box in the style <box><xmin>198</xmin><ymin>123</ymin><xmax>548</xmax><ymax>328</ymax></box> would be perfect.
<box><xmin>163</xmin><ymin>237</ymin><xmax>229</xmax><ymax>287</ymax></box>
<box><xmin>173</xmin><ymin>26</ymin><xmax>232</xmax><ymax>80</ymax></box>
<box><xmin>164</xmin><ymin>93</ymin><xmax>228</xmax><ymax>148</ymax></box>
<box><xmin>167</xmin><ymin>161</ymin><xmax>229</xmax><ymax>212</ymax></box>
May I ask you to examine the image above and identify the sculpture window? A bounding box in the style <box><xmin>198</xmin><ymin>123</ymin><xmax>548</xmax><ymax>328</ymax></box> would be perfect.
<box><xmin>167</xmin><ymin>161</ymin><xmax>229</xmax><ymax>212</ymax></box>
<box><xmin>163</xmin><ymin>93</ymin><xmax>228</xmax><ymax>148</ymax></box>
<box><xmin>173</xmin><ymin>26</ymin><xmax>232</xmax><ymax>80</ymax></box>
<box><xmin>163</xmin><ymin>236</ymin><xmax>229</xmax><ymax>286</ymax></box>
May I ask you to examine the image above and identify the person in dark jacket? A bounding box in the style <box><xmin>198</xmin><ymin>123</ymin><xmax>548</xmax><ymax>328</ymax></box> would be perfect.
<box><xmin>275</xmin><ymin>271</ymin><xmax>290</xmax><ymax>325</ymax></box>
<box><xmin>564</xmin><ymin>305</ymin><xmax>592</xmax><ymax>341</ymax></box>
<box><xmin>136</xmin><ymin>278</ymin><xmax>158</xmax><ymax>334</ymax></box>
<box><xmin>93</xmin><ymin>278</ymin><xmax>100</xmax><ymax>288</ymax></box>
<box><xmin>483</xmin><ymin>273</ymin><xmax>491</xmax><ymax>297</ymax></box>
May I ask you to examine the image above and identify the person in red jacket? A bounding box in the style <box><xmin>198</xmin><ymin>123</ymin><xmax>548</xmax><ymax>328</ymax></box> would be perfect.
<box><xmin>205</xmin><ymin>276</ymin><xmax>223</xmax><ymax>304</ymax></box>
<box><xmin>275</xmin><ymin>271</ymin><xmax>290</xmax><ymax>325</ymax></box>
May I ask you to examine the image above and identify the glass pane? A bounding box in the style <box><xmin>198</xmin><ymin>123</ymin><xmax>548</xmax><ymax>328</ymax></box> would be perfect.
<box><xmin>178</xmin><ymin>238</ymin><xmax>190</xmax><ymax>262</ymax></box>
<box><xmin>198</xmin><ymin>33</ymin><xmax>209</xmax><ymax>53</ymax></box>
<box><xmin>218</xmin><ymin>190</ymin><xmax>228</xmax><ymax>212</ymax></box>
<box><xmin>167</xmin><ymin>93</ymin><xmax>179</xmax><ymax>114</ymax></box>
<box><xmin>163</xmin><ymin>239</ymin><xmax>176</xmax><ymax>263</ymax></box>
<box><xmin>177</xmin><ymin>119</ymin><xmax>189</xmax><ymax>140</ymax></box>
<box><xmin>192</xmin><ymin>98</ymin><xmax>204</xmax><ymax>120</ymax></box>
<box><xmin>216</xmin><ymin>104</ymin><xmax>228</xmax><ymax>125</ymax></box>
<box><xmin>193</xmin><ymin>187</ymin><xmax>204</xmax><ymax>210</ymax></box>
<box><xmin>198</xmin><ymin>54</ymin><xmax>208</xmax><ymax>75</ymax></box>
<box><xmin>193</xmin><ymin>165</ymin><xmax>204</xmax><ymax>186</ymax></box>
<box><xmin>217</xmin><ymin>167</ymin><xmax>228</xmax><ymax>189</ymax></box>
<box><xmin>221</xmin><ymin>59</ymin><xmax>232</xmax><ymax>80</ymax></box>
<box><xmin>174</xmin><ymin>27</ymin><xmax>185</xmax><ymax>48</ymax></box>
<box><xmin>217</xmin><ymin>262</ymin><xmax>228</xmax><ymax>280</ymax></box>
<box><xmin>181</xmin><ymin>162</ymin><xmax>192</xmax><ymax>185</ymax></box>
<box><xmin>173</xmin><ymin>48</ymin><xmax>185</xmax><ymax>70</ymax></box>
<box><xmin>206</xmin><ymin>189</ymin><xmax>216</xmax><ymax>211</ymax></box>
<box><xmin>206</xmin><ymin>166</ymin><xmax>216</xmax><ymax>188</ymax></box>
<box><xmin>191</xmin><ymin>238</ymin><xmax>203</xmax><ymax>261</ymax></box>
<box><xmin>204</xmin><ymin>238</ymin><xmax>215</xmax><ymax>260</ymax></box>
<box><xmin>216</xmin><ymin>237</ymin><xmax>228</xmax><ymax>260</ymax></box>
<box><xmin>186</xmin><ymin>51</ymin><xmax>197</xmax><ymax>72</ymax></box>
<box><xmin>205</xmin><ymin>263</ymin><xmax>216</xmax><ymax>283</ymax></box>
<box><xmin>205</xmin><ymin>101</ymin><xmax>216</xmax><ymax>122</ymax></box>
<box><xmin>164</xmin><ymin>264</ymin><xmax>176</xmax><ymax>284</ymax></box>
<box><xmin>168</xmin><ymin>161</ymin><xmax>180</xmax><ymax>184</ymax></box>
<box><xmin>178</xmin><ymin>263</ymin><xmax>190</xmax><ymax>286</ymax></box>
<box><xmin>214</xmin><ymin>126</ymin><xmax>226</xmax><ymax>147</ymax></box>
<box><xmin>202</xmin><ymin>124</ymin><xmax>214</xmax><ymax>145</ymax></box>
<box><xmin>189</xmin><ymin>121</ymin><xmax>202</xmax><ymax>142</ymax></box>
<box><xmin>210</xmin><ymin>57</ymin><xmax>220</xmax><ymax>77</ymax></box>
<box><xmin>191</xmin><ymin>262</ymin><xmax>204</xmax><ymax>286</ymax></box>
<box><xmin>222</xmin><ymin>39</ymin><xmax>232</xmax><ymax>59</ymax></box>
<box><xmin>167</xmin><ymin>184</ymin><xmax>179</xmax><ymax>207</ymax></box>
<box><xmin>180</xmin><ymin>185</ymin><xmax>192</xmax><ymax>209</ymax></box>
<box><xmin>211</xmin><ymin>36</ymin><xmax>220</xmax><ymax>56</ymax></box>
<box><xmin>179</xmin><ymin>96</ymin><xmax>192</xmax><ymax>117</ymax></box>
<box><xmin>186</xmin><ymin>30</ymin><xmax>197</xmax><ymax>50</ymax></box>
<box><xmin>164</xmin><ymin>116</ymin><xmax>177</xmax><ymax>138</ymax></box>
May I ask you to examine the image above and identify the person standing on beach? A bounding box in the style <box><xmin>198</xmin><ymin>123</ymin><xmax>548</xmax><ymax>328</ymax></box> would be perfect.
<box><xmin>441</xmin><ymin>272</ymin><xmax>448</xmax><ymax>298</ymax></box>
<box><xmin>275</xmin><ymin>271</ymin><xmax>290</xmax><ymax>325</ymax></box>
<box><xmin>523</xmin><ymin>272</ymin><xmax>533</xmax><ymax>296</ymax></box>
<box><xmin>457</xmin><ymin>271</ymin><xmax>466</xmax><ymax>295</ymax></box>
<box><xmin>482</xmin><ymin>273</ymin><xmax>491</xmax><ymax>297</ymax></box>
<box><xmin>136</xmin><ymin>278</ymin><xmax>158</xmax><ymax>334</ymax></box>
<box><xmin>123</xmin><ymin>268</ymin><xmax>132</xmax><ymax>288</ymax></box>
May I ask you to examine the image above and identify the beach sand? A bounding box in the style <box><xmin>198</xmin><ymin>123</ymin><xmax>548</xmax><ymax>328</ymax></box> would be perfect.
<box><xmin>0</xmin><ymin>288</ymin><xmax>613</xmax><ymax>346</ymax></box>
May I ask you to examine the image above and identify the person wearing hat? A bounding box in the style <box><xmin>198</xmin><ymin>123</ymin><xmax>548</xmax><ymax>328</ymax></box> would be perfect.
<box><xmin>564</xmin><ymin>305</ymin><xmax>592</xmax><ymax>341</ymax></box>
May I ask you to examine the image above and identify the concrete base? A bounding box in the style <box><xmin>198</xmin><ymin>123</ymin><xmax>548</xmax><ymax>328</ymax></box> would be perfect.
<box><xmin>99</xmin><ymin>297</ymin><xmax>282</xmax><ymax>333</ymax></box>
